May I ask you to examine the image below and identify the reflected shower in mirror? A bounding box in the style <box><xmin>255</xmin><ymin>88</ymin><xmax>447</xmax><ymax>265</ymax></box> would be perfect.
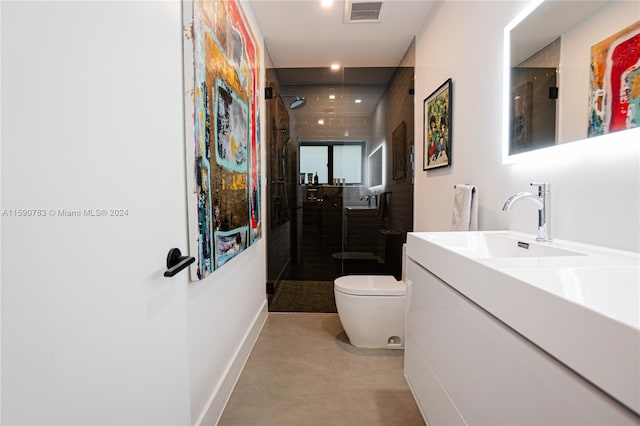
<box><xmin>505</xmin><ymin>0</ymin><xmax>640</xmax><ymax>158</ymax></box>
<box><xmin>510</xmin><ymin>39</ymin><xmax>559</xmax><ymax>155</ymax></box>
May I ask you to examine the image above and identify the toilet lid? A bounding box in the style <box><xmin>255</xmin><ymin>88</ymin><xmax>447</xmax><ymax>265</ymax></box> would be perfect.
<box><xmin>334</xmin><ymin>275</ymin><xmax>405</xmax><ymax>296</ymax></box>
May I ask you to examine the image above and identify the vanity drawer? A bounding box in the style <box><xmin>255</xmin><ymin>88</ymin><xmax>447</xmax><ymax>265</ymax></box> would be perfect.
<box><xmin>405</xmin><ymin>331</ymin><xmax>466</xmax><ymax>425</ymax></box>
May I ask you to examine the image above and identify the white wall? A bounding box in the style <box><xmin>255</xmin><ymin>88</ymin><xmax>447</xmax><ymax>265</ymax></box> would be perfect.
<box><xmin>414</xmin><ymin>1</ymin><xmax>640</xmax><ymax>253</ymax></box>
<box><xmin>1</xmin><ymin>1</ymin><xmax>267</xmax><ymax>424</ymax></box>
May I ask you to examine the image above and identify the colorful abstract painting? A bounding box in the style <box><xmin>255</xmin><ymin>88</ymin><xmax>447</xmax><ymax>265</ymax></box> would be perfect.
<box><xmin>184</xmin><ymin>0</ymin><xmax>261</xmax><ymax>279</ymax></box>
<box><xmin>588</xmin><ymin>20</ymin><xmax>640</xmax><ymax>137</ymax></box>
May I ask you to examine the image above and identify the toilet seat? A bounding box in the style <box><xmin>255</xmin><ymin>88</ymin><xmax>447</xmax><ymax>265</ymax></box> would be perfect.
<box><xmin>334</xmin><ymin>275</ymin><xmax>405</xmax><ymax>296</ymax></box>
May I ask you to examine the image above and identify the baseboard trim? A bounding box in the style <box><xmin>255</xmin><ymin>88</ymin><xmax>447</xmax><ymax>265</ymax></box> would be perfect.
<box><xmin>195</xmin><ymin>299</ymin><xmax>268</xmax><ymax>425</ymax></box>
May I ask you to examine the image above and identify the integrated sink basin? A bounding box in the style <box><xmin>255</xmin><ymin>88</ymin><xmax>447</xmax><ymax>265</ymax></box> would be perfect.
<box><xmin>423</xmin><ymin>230</ymin><xmax>585</xmax><ymax>258</ymax></box>
<box><xmin>407</xmin><ymin>231</ymin><xmax>640</xmax><ymax>415</ymax></box>
<box><xmin>505</xmin><ymin>266</ymin><xmax>639</xmax><ymax>330</ymax></box>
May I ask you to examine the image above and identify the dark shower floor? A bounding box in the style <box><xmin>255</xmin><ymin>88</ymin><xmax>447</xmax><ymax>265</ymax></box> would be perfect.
<box><xmin>269</xmin><ymin>280</ymin><xmax>337</xmax><ymax>313</ymax></box>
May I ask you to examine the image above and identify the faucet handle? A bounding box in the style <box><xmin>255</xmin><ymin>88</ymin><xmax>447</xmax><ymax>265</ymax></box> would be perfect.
<box><xmin>530</xmin><ymin>182</ymin><xmax>550</xmax><ymax>194</ymax></box>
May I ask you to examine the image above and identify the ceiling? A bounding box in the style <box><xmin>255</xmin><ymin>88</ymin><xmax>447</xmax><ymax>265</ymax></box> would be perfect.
<box><xmin>273</xmin><ymin>66</ymin><xmax>398</xmax><ymax>86</ymax></box>
<box><xmin>251</xmin><ymin>1</ymin><xmax>432</xmax><ymax>122</ymax></box>
<box><xmin>249</xmin><ymin>0</ymin><xmax>436</xmax><ymax>69</ymax></box>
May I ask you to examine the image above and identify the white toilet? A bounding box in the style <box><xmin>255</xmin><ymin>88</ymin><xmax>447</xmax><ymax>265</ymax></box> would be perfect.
<box><xmin>334</xmin><ymin>245</ymin><xmax>407</xmax><ymax>349</ymax></box>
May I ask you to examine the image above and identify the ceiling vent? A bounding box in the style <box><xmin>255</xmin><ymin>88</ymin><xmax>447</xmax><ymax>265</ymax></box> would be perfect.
<box><xmin>344</xmin><ymin>1</ymin><xmax>382</xmax><ymax>23</ymax></box>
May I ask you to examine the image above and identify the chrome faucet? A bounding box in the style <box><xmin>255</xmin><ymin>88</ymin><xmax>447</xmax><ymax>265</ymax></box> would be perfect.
<box><xmin>360</xmin><ymin>194</ymin><xmax>378</xmax><ymax>208</ymax></box>
<box><xmin>503</xmin><ymin>183</ymin><xmax>551</xmax><ymax>242</ymax></box>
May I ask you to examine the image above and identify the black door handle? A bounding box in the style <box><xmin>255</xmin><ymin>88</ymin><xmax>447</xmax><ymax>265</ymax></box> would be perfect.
<box><xmin>164</xmin><ymin>248</ymin><xmax>195</xmax><ymax>277</ymax></box>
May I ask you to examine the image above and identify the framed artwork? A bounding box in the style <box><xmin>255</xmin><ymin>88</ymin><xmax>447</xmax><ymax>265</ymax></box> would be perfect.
<box><xmin>423</xmin><ymin>78</ymin><xmax>452</xmax><ymax>170</ymax></box>
<box><xmin>588</xmin><ymin>20</ymin><xmax>640</xmax><ymax>137</ymax></box>
<box><xmin>183</xmin><ymin>0</ymin><xmax>262</xmax><ymax>280</ymax></box>
<box><xmin>392</xmin><ymin>121</ymin><xmax>407</xmax><ymax>180</ymax></box>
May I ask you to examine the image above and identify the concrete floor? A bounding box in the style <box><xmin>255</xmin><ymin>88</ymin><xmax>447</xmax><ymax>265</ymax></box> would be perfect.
<box><xmin>212</xmin><ymin>313</ymin><xmax>425</xmax><ymax>426</ymax></box>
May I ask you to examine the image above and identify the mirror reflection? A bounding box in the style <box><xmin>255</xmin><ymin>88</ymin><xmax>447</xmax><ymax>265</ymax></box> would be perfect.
<box><xmin>507</xmin><ymin>0</ymin><xmax>639</xmax><ymax>157</ymax></box>
<box><xmin>510</xmin><ymin>40</ymin><xmax>559</xmax><ymax>154</ymax></box>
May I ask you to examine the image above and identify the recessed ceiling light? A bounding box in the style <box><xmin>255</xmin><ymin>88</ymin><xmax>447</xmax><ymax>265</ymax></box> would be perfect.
<box><xmin>329</xmin><ymin>94</ymin><xmax>336</xmax><ymax>100</ymax></box>
<box><xmin>321</xmin><ymin>0</ymin><xmax>333</xmax><ymax>7</ymax></box>
<box><xmin>318</xmin><ymin>119</ymin><xmax>325</xmax><ymax>125</ymax></box>
<box><xmin>354</xmin><ymin>98</ymin><xmax>362</xmax><ymax>104</ymax></box>
<box><xmin>330</xmin><ymin>63</ymin><xmax>340</xmax><ymax>71</ymax></box>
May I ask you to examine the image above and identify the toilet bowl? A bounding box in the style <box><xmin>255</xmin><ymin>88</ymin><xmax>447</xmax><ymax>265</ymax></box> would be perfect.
<box><xmin>335</xmin><ymin>243</ymin><xmax>408</xmax><ymax>349</ymax></box>
<box><xmin>334</xmin><ymin>275</ymin><xmax>406</xmax><ymax>349</ymax></box>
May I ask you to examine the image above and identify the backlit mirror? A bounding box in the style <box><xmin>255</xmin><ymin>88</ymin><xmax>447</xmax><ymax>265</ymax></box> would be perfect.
<box><xmin>504</xmin><ymin>0</ymin><xmax>640</xmax><ymax>159</ymax></box>
<box><xmin>368</xmin><ymin>144</ymin><xmax>383</xmax><ymax>188</ymax></box>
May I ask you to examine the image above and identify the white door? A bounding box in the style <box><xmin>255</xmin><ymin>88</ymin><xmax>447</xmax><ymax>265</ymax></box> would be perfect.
<box><xmin>1</xmin><ymin>2</ymin><xmax>192</xmax><ymax>424</ymax></box>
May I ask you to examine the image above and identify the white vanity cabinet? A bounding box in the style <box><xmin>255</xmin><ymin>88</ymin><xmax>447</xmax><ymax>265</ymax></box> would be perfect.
<box><xmin>404</xmin><ymin>257</ymin><xmax>639</xmax><ymax>425</ymax></box>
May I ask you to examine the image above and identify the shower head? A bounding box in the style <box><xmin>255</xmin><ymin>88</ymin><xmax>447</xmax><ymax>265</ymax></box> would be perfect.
<box><xmin>289</xmin><ymin>97</ymin><xmax>306</xmax><ymax>110</ymax></box>
<box><xmin>281</xmin><ymin>95</ymin><xmax>307</xmax><ymax>110</ymax></box>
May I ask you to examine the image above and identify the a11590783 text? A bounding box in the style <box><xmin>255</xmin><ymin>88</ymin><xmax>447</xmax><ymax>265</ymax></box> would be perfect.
<box><xmin>2</xmin><ymin>208</ymin><xmax>129</xmax><ymax>217</ymax></box>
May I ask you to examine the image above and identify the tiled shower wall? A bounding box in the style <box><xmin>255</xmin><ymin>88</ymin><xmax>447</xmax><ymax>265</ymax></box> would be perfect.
<box><xmin>285</xmin><ymin>85</ymin><xmax>378</xmax><ymax>143</ymax></box>
<box><xmin>374</xmin><ymin>42</ymin><xmax>415</xmax><ymax>235</ymax></box>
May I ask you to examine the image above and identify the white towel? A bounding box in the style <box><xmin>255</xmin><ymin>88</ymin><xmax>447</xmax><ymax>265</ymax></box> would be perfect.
<box><xmin>451</xmin><ymin>184</ymin><xmax>478</xmax><ymax>231</ymax></box>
